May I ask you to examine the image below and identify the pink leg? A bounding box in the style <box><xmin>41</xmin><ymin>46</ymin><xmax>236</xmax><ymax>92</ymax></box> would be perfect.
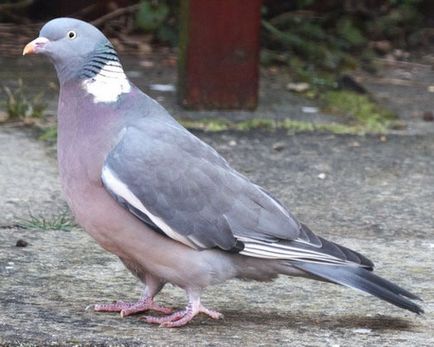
<box><xmin>91</xmin><ymin>279</ymin><xmax>171</xmax><ymax>317</ymax></box>
<box><xmin>92</xmin><ymin>296</ymin><xmax>172</xmax><ymax>317</ymax></box>
<box><xmin>143</xmin><ymin>291</ymin><xmax>223</xmax><ymax>327</ymax></box>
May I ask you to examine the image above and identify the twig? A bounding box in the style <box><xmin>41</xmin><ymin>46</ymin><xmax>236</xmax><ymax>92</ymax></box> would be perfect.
<box><xmin>91</xmin><ymin>4</ymin><xmax>141</xmax><ymax>27</ymax></box>
<box><xmin>0</xmin><ymin>0</ymin><xmax>33</xmax><ymax>24</ymax></box>
<box><xmin>70</xmin><ymin>3</ymin><xmax>98</xmax><ymax>18</ymax></box>
<box><xmin>269</xmin><ymin>10</ymin><xmax>321</xmax><ymax>26</ymax></box>
<box><xmin>0</xmin><ymin>0</ymin><xmax>33</xmax><ymax>11</ymax></box>
<box><xmin>374</xmin><ymin>58</ymin><xmax>431</xmax><ymax>69</ymax></box>
<box><xmin>0</xmin><ymin>11</ymin><xmax>31</xmax><ymax>24</ymax></box>
<box><xmin>116</xmin><ymin>32</ymin><xmax>142</xmax><ymax>47</ymax></box>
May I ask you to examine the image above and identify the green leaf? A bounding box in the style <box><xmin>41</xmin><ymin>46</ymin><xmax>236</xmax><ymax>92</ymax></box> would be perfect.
<box><xmin>135</xmin><ymin>0</ymin><xmax>169</xmax><ymax>32</ymax></box>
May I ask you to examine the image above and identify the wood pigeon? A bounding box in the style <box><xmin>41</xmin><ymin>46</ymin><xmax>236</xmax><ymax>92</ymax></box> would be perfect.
<box><xmin>23</xmin><ymin>18</ymin><xmax>423</xmax><ymax>327</ymax></box>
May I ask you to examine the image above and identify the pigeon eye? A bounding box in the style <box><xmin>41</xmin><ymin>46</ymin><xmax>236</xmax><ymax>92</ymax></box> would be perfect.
<box><xmin>67</xmin><ymin>31</ymin><xmax>77</xmax><ymax>40</ymax></box>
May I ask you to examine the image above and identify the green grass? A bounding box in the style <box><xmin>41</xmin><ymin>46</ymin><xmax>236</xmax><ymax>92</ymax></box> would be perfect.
<box><xmin>38</xmin><ymin>125</ymin><xmax>57</xmax><ymax>142</ymax></box>
<box><xmin>17</xmin><ymin>211</ymin><xmax>76</xmax><ymax>231</ymax></box>
<box><xmin>1</xmin><ymin>79</ymin><xmax>46</xmax><ymax>122</ymax></box>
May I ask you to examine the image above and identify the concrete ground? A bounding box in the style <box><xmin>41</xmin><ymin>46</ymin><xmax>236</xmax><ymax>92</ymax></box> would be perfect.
<box><xmin>0</xmin><ymin>55</ymin><xmax>433</xmax><ymax>346</ymax></box>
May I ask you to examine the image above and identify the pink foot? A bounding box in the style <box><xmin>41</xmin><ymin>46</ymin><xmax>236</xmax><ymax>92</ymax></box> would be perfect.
<box><xmin>144</xmin><ymin>303</ymin><xmax>223</xmax><ymax>328</ymax></box>
<box><xmin>92</xmin><ymin>297</ymin><xmax>172</xmax><ymax>317</ymax></box>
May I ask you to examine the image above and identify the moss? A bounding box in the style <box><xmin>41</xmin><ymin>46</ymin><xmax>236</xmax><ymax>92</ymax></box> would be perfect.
<box><xmin>322</xmin><ymin>90</ymin><xmax>395</xmax><ymax>132</ymax></box>
<box><xmin>180</xmin><ymin>119</ymin><xmax>230</xmax><ymax>132</ymax></box>
<box><xmin>179</xmin><ymin>118</ymin><xmax>371</xmax><ymax>135</ymax></box>
<box><xmin>35</xmin><ymin>114</ymin><xmax>385</xmax><ymax>146</ymax></box>
<box><xmin>314</xmin><ymin>122</ymin><xmax>364</xmax><ymax>134</ymax></box>
<box><xmin>236</xmin><ymin>119</ymin><xmax>276</xmax><ymax>131</ymax></box>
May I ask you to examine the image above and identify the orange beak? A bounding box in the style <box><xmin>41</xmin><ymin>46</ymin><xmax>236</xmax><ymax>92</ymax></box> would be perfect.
<box><xmin>23</xmin><ymin>37</ymin><xmax>49</xmax><ymax>55</ymax></box>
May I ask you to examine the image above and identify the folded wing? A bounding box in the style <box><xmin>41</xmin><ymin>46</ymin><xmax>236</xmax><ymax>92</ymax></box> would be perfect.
<box><xmin>102</xmin><ymin>118</ymin><xmax>373</xmax><ymax>268</ymax></box>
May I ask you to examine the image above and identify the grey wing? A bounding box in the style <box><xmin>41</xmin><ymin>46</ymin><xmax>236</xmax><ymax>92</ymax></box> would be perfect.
<box><xmin>102</xmin><ymin>119</ymin><xmax>303</xmax><ymax>248</ymax></box>
<box><xmin>102</xmin><ymin>120</ymin><xmax>372</xmax><ymax>268</ymax></box>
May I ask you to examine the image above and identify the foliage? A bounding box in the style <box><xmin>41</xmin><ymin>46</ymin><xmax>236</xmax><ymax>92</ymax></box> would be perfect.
<box><xmin>261</xmin><ymin>0</ymin><xmax>426</xmax><ymax>87</ymax></box>
<box><xmin>1</xmin><ymin>79</ymin><xmax>46</xmax><ymax>122</ymax></box>
<box><xmin>136</xmin><ymin>0</ymin><xmax>169</xmax><ymax>31</ymax></box>
<box><xmin>259</xmin><ymin>0</ymin><xmax>426</xmax><ymax>126</ymax></box>
<box><xmin>135</xmin><ymin>0</ymin><xmax>178</xmax><ymax>45</ymax></box>
<box><xmin>0</xmin><ymin>80</ymin><xmax>58</xmax><ymax>143</ymax></box>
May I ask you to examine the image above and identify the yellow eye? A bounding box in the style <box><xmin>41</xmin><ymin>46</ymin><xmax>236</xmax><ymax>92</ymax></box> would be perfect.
<box><xmin>67</xmin><ymin>31</ymin><xmax>77</xmax><ymax>40</ymax></box>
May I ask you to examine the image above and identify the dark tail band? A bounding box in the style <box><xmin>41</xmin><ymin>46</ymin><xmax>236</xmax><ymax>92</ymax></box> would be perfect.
<box><xmin>292</xmin><ymin>261</ymin><xmax>424</xmax><ymax>314</ymax></box>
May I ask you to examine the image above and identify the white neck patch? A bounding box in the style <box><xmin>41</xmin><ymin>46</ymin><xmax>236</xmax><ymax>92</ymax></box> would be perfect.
<box><xmin>82</xmin><ymin>61</ymin><xmax>131</xmax><ymax>103</ymax></box>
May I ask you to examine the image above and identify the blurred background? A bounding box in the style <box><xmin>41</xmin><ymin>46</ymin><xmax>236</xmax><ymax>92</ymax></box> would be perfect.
<box><xmin>2</xmin><ymin>0</ymin><xmax>434</xmax><ymax>62</ymax></box>
<box><xmin>1</xmin><ymin>0</ymin><xmax>434</xmax><ymax>134</ymax></box>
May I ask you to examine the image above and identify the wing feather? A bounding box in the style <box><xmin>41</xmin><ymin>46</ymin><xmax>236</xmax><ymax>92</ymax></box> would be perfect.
<box><xmin>102</xmin><ymin>118</ymin><xmax>373</xmax><ymax>268</ymax></box>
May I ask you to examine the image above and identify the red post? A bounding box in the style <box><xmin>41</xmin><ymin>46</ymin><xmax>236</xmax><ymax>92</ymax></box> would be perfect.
<box><xmin>178</xmin><ymin>0</ymin><xmax>262</xmax><ymax>110</ymax></box>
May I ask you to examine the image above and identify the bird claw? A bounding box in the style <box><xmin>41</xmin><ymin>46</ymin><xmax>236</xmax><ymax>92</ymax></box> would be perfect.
<box><xmin>143</xmin><ymin>304</ymin><xmax>223</xmax><ymax>328</ymax></box>
<box><xmin>93</xmin><ymin>297</ymin><xmax>172</xmax><ymax>317</ymax></box>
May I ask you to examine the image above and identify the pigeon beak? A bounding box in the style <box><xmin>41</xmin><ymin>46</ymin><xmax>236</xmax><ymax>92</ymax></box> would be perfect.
<box><xmin>23</xmin><ymin>37</ymin><xmax>50</xmax><ymax>56</ymax></box>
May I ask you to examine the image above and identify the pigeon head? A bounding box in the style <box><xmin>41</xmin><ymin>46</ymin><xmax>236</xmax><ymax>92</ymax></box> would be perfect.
<box><xmin>24</xmin><ymin>18</ymin><xmax>131</xmax><ymax>102</ymax></box>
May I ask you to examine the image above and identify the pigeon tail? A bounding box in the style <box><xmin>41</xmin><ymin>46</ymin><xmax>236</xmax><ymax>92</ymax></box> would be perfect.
<box><xmin>291</xmin><ymin>261</ymin><xmax>424</xmax><ymax>314</ymax></box>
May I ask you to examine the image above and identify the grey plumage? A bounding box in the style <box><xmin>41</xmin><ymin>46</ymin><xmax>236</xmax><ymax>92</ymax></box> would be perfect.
<box><xmin>23</xmin><ymin>18</ymin><xmax>423</xmax><ymax>327</ymax></box>
<box><xmin>292</xmin><ymin>262</ymin><xmax>422</xmax><ymax>313</ymax></box>
<box><xmin>102</xmin><ymin>117</ymin><xmax>300</xmax><ymax>250</ymax></box>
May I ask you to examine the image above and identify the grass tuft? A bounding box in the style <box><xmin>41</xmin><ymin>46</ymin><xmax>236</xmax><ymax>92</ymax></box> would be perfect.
<box><xmin>17</xmin><ymin>211</ymin><xmax>76</xmax><ymax>231</ymax></box>
<box><xmin>38</xmin><ymin>126</ymin><xmax>57</xmax><ymax>142</ymax></box>
<box><xmin>1</xmin><ymin>79</ymin><xmax>47</xmax><ymax>123</ymax></box>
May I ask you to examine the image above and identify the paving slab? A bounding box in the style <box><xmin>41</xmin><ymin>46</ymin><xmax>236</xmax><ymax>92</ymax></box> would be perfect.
<box><xmin>0</xmin><ymin>127</ymin><xmax>432</xmax><ymax>346</ymax></box>
<box><xmin>0</xmin><ymin>127</ymin><xmax>65</xmax><ymax>227</ymax></box>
